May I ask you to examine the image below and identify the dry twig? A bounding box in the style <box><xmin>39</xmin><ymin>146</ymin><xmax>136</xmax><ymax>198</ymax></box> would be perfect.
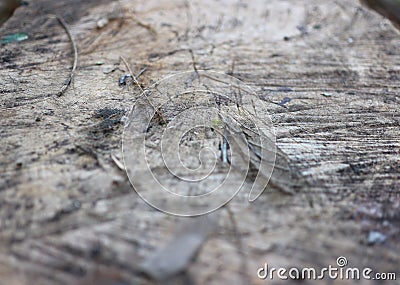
<box><xmin>47</xmin><ymin>14</ymin><xmax>78</xmax><ymax>96</ymax></box>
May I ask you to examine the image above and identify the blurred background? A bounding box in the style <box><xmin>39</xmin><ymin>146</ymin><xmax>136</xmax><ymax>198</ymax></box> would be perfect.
<box><xmin>0</xmin><ymin>0</ymin><xmax>20</xmax><ymax>26</ymax></box>
<box><xmin>360</xmin><ymin>0</ymin><xmax>400</xmax><ymax>29</ymax></box>
<box><xmin>1</xmin><ymin>0</ymin><xmax>400</xmax><ymax>29</ymax></box>
<box><xmin>0</xmin><ymin>0</ymin><xmax>400</xmax><ymax>29</ymax></box>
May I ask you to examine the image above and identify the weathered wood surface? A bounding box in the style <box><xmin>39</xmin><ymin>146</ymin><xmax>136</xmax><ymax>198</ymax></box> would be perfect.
<box><xmin>1</xmin><ymin>0</ymin><xmax>399</xmax><ymax>284</ymax></box>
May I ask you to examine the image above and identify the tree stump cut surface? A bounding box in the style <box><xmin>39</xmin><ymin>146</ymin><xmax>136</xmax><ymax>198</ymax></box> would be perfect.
<box><xmin>0</xmin><ymin>0</ymin><xmax>399</xmax><ymax>284</ymax></box>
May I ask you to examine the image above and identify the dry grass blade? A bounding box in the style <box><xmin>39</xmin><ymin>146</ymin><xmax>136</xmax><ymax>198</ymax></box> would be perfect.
<box><xmin>46</xmin><ymin>15</ymin><xmax>78</xmax><ymax>96</ymax></box>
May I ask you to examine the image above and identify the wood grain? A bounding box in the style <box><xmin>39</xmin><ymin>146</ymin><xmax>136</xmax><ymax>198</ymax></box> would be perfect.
<box><xmin>0</xmin><ymin>0</ymin><xmax>399</xmax><ymax>284</ymax></box>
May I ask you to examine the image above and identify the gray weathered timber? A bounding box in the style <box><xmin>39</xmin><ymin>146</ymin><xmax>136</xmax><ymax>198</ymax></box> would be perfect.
<box><xmin>0</xmin><ymin>0</ymin><xmax>399</xmax><ymax>284</ymax></box>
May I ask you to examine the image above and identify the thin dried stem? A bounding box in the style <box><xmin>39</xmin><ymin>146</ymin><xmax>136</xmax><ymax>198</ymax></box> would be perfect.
<box><xmin>47</xmin><ymin>15</ymin><xmax>78</xmax><ymax>97</ymax></box>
